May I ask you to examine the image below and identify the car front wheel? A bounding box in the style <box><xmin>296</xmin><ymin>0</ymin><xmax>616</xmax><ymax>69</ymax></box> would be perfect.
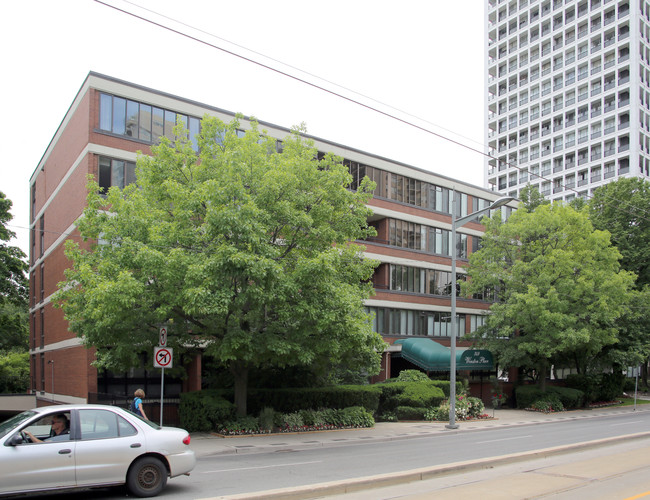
<box><xmin>127</xmin><ymin>456</ymin><xmax>168</xmax><ymax>497</ymax></box>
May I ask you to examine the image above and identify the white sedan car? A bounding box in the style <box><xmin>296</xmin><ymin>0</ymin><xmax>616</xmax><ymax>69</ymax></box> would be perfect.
<box><xmin>0</xmin><ymin>404</ymin><xmax>195</xmax><ymax>497</ymax></box>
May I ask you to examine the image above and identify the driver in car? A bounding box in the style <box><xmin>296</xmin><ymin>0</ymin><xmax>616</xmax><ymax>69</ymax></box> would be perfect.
<box><xmin>24</xmin><ymin>414</ymin><xmax>69</xmax><ymax>443</ymax></box>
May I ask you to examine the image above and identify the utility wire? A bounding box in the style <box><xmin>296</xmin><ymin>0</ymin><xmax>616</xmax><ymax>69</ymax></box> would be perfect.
<box><xmin>95</xmin><ymin>0</ymin><xmax>650</xmax><ymax>225</ymax></box>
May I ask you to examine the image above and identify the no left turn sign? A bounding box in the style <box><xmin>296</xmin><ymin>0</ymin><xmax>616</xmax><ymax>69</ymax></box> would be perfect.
<box><xmin>154</xmin><ymin>347</ymin><xmax>173</xmax><ymax>368</ymax></box>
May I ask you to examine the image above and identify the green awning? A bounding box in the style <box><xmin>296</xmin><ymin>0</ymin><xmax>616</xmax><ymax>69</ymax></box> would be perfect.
<box><xmin>394</xmin><ymin>338</ymin><xmax>493</xmax><ymax>371</ymax></box>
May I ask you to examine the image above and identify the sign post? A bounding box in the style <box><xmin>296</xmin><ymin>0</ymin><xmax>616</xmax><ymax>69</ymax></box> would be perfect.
<box><xmin>154</xmin><ymin>332</ymin><xmax>173</xmax><ymax>426</ymax></box>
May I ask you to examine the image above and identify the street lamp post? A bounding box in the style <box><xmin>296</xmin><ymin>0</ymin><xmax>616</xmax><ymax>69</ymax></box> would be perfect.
<box><xmin>446</xmin><ymin>192</ymin><xmax>514</xmax><ymax>430</ymax></box>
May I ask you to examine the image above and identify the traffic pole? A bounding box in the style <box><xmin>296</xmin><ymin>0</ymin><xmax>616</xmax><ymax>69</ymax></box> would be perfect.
<box><xmin>160</xmin><ymin>367</ymin><xmax>164</xmax><ymax>426</ymax></box>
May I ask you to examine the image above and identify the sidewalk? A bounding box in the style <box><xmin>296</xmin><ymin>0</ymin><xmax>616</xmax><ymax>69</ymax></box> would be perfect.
<box><xmin>189</xmin><ymin>403</ymin><xmax>650</xmax><ymax>458</ymax></box>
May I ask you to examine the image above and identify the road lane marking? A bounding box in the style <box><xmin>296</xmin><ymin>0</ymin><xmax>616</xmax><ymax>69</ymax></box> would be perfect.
<box><xmin>611</xmin><ymin>420</ymin><xmax>644</xmax><ymax>426</ymax></box>
<box><xmin>201</xmin><ymin>460</ymin><xmax>322</xmax><ymax>473</ymax></box>
<box><xmin>476</xmin><ymin>435</ymin><xmax>533</xmax><ymax>444</ymax></box>
<box><xmin>623</xmin><ymin>491</ymin><xmax>650</xmax><ymax>500</ymax></box>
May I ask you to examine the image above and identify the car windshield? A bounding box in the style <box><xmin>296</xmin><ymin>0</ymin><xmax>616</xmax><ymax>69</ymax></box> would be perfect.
<box><xmin>0</xmin><ymin>411</ymin><xmax>37</xmax><ymax>439</ymax></box>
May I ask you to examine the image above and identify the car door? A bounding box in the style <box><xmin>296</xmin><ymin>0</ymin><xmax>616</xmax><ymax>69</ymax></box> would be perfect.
<box><xmin>74</xmin><ymin>408</ymin><xmax>144</xmax><ymax>486</ymax></box>
<box><xmin>0</xmin><ymin>413</ymin><xmax>76</xmax><ymax>495</ymax></box>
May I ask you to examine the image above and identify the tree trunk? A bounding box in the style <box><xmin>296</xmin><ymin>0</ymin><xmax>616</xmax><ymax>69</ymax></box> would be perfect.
<box><xmin>229</xmin><ymin>361</ymin><xmax>249</xmax><ymax>416</ymax></box>
<box><xmin>538</xmin><ymin>361</ymin><xmax>548</xmax><ymax>392</ymax></box>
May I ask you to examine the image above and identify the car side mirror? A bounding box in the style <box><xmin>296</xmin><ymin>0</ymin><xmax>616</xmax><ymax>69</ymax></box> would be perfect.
<box><xmin>8</xmin><ymin>434</ymin><xmax>24</xmax><ymax>446</ymax></box>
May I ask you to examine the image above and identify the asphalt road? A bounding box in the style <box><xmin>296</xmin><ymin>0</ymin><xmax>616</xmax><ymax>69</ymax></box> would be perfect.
<box><xmin>6</xmin><ymin>409</ymin><xmax>650</xmax><ymax>500</ymax></box>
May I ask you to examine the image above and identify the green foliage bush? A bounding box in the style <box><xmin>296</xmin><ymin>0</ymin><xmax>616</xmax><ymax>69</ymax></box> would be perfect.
<box><xmin>599</xmin><ymin>372</ymin><xmax>625</xmax><ymax>401</ymax></box>
<box><xmin>0</xmin><ymin>351</ymin><xmax>29</xmax><ymax>393</ymax></box>
<box><xmin>564</xmin><ymin>374</ymin><xmax>599</xmax><ymax>402</ymax></box>
<box><xmin>258</xmin><ymin>407</ymin><xmax>276</xmax><ymax>431</ymax></box>
<box><xmin>395</xmin><ymin>406</ymin><xmax>427</xmax><ymax>420</ymax></box>
<box><xmin>179</xmin><ymin>390</ymin><xmax>236</xmax><ymax>433</ymax></box>
<box><xmin>395</xmin><ymin>370</ymin><xmax>430</xmax><ymax>383</ymax></box>
<box><xmin>278</xmin><ymin>406</ymin><xmax>374</xmax><ymax>431</ymax></box>
<box><xmin>515</xmin><ymin>385</ymin><xmax>584</xmax><ymax>409</ymax></box>
<box><xmin>530</xmin><ymin>394</ymin><xmax>564</xmax><ymax>413</ymax></box>
<box><xmin>565</xmin><ymin>373</ymin><xmax>624</xmax><ymax>402</ymax></box>
<box><xmin>377</xmin><ymin>381</ymin><xmax>446</xmax><ymax>414</ymax></box>
<box><xmin>218</xmin><ymin>416</ymin><xmax>260</xmax><ymax>435</ymax></box>
<box><xmin>432</xmin><ymin>396</ymin><xmax>485</xmax><ymax>421</ymax></box>
<box><xmin>247</xmin><ymin>385</ymin><xmax>382</xmax><ymax>415</ymax></box>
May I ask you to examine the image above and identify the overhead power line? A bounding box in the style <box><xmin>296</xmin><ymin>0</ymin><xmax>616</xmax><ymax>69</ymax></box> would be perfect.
<box><xmin>94</xmin><ymin>0</ymin><xmax>650</xmax><ymax>225</ymax></box>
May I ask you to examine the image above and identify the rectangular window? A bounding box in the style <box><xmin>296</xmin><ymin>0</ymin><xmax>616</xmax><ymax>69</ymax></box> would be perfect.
<box><xmin>150</xmin><ymin>106</ymin><xmax>164</xmax><ymax>141</ymax></box>
<box><xmin>126</xmin><ymin>100</ymin><xmax>139</xmax><ymax>139</ymax></box>
<box><xmin>164</xmin><ymin>110</ymin><xmax>176</xmax><ymax>140</ymax></box>
<box><xmin>40</xmin><ymin>264</ymin><xmax>44</xmax><ymax>302</ymax></box>
<box><xmin>99</xmin><ymin>93</ymin><xmax>112</xmax><ymax>131</ymax></box>
<box><xmin>40</xmin><ymin>353</ymin><xmax>45</xmax><ymax>392</ymax></box>
<box><xmin>139</xmin><ymin>104</ymin><xmax>152</xmax><ymax>141</ymax></box>
<box><xmin>189</xmin><ymin>116</ymin><xmax>200</xmax><ymax>150</ymax></box>
<box><xmin>99</xmin><ymin>157</ymin><xmax>137</xmax><ymax>193</ymax></box>
<box><xmin>39</xmin><ymin>216</ymin><xmax>44</xmax><ymax>258</ymax></box>
<box><xmin>112</xmin><ymin>97</ymin><xmax>126</xmax><ymax>135</ymax></box>
<box><xmin>40</xmin><ymin>309</ymin><xmax>44</xmax><ymax>350</ymax></box>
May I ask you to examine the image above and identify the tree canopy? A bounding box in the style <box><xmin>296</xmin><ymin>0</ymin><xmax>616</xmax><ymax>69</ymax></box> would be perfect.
<box><xmin>0</xmin><ymin>192</ymin><xmax>28</xmax><ymax>352</ymax></box>
<box><xmin>464</xmin><ymin>203</ymin><xmax>635</xmax><ymax>388</ymax></box>
<box><xmin>55</xmin><ymin>116</ymin><xmax>385</xmax><ymax>414</ymax></box>
<box><xmin>588</xmin><ymin>178</ymin><xmax>650</xmax><ymax>376</ymax></box>
<box><xmin>589</xmin><ymin>177</ymin><xmax>650</xmax><ymax>289</ymax></box>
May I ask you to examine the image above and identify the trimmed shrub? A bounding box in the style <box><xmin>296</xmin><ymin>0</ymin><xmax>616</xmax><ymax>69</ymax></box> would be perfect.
<box><xmin>258</xmin><ymin>407</ymin><xmax>276</xmax><ymax>432</ymax></box>
<box><xmin>179</xmin><ymin>390</ymin><xmax>236</xmax><ymax>433</ymax></box>
<box><xmin>433</xmin><ymin>395</ymin><xmax>485</xmax><ymax>421</ymax></box>
<box><xmin>395</xmin><ymin>406</ymin><xmax>427</xmax><ymax>420</ymax></box>
<box><xmin>278</xmin><ymin>406</ymin><xmax>374</xmax><ymax>431</ymax></box>
<box><xmin>218</xmin><ymin>416</ymin><xmax>260</xmax><ymax>435</ymax></box>
<box><xmin>247</xmin><ymin>385</ymin><xmax>382</xmax><ymax>415</ymax></box>
<box><xmin>396</xmin><ymin>370</ymin><xmax>430</xmax><ymax>383</ymax></box>
<box><xmin>377</xmin><ymin>381</ymin><xmax>446</xmax><ymax>415</ymax></box>
<box><xmin>599</xmin><ymin>372</ymin><xmax>625</xmax><ymax>401</ymax></box>
<box><xmin>530</xmin><ymin>394</ymin><xmax>564</xmax><ymax>413</ymax></box>
<box><xmin>515</xmin><ymin>385</ymin><xmax>584</xmax><ymax>409</ymax></box>
<box><xmin>565</xmin><ymin>374</ymin><xmax>599</xmax><ymax>403</ymax></box>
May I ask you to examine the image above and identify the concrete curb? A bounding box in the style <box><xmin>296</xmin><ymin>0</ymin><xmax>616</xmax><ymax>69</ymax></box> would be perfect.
<box><xmin>202</xmin><ymin>431</ymin><xmax>650</xmax><ymax>500</ymax></box>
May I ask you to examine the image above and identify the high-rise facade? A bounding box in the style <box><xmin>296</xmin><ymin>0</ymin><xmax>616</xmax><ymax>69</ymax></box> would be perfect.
<box><xmin>486</xmin><ymin>0</ymin><xmax>650</xmax><ymax>200</ymax></box>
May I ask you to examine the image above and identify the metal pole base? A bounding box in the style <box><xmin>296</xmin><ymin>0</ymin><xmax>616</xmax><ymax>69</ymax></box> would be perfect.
<box><xmin>445</xmin><ymin>423</ymin><xmax>460</xmax><ymax>429</ymax></box>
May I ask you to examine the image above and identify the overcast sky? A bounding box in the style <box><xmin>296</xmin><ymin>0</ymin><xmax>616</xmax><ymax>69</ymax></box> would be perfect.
<box><xmin>1</xmin><ymin>0</ymin><xmax>485</xmax><ymax>255</ymax></box>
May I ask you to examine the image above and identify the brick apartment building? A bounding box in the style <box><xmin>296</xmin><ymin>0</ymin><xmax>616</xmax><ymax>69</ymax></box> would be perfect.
<box><xmin>29</xmin><ymin>72</ymin><xmax>516</xmax><ymax>410</ymax></box>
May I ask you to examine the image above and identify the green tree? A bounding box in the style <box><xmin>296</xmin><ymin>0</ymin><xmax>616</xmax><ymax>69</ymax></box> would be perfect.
<box><xmin>589</xmin><ymin>178</ymin><xmax>650</xmax><ymax>381</ymax></box>
<box><xmin>55</xmin><ymin>116</ymin><xmax>385</xmax><ymax>415</ymax></box>
<box><xmin>518</xmin><ymin>184</ymin><xmax>550</xmax><ymax>212</ymax></box>
<box><xmin>589</xmin><ymin>178</ymin><xmax>650</xmax><ymax>289</ymax></box>
<box><xmin>0</xmin><ymin>351</ymin><xmax>29</xmax><ymax>393</ymax></box>
<box><xmin>464</xmin><ymin>203</ymin><xmax>635</xmax><ymax>389</ymax></box>
<box><xmin>0</xmin><ymin>191</ymin><xmax>28</xmax><ymax>351</ymax></box>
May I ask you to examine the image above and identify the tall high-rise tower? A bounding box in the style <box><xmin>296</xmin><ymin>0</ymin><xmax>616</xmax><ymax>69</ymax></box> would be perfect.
<box><xmin>485</xmin><ymin>0</ymin><xmax>649</xmax><ymax>200</ymax></box>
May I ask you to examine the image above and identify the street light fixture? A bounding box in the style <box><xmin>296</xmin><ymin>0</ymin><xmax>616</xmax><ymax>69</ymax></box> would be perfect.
<box><xmin>447</xmin><ymin>192</ymin><xmax>514</xmax><ymax>430</ymax></box>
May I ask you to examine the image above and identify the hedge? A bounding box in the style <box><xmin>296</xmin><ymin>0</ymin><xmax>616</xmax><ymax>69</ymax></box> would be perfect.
<box><xmin>564</xmin><ymin>373</ymin><xmax>625</xmax><ymax>403</ymax></box>
<box><xmin>376</xmin><ymin>381</ymin><xmax>447</xmax><ymax>414</ymax></box>
<box><xmin>514</xmin><ymin>385</ymin><xmax>584</xmax><ymax>409</ymax></box>
<box><xmin>246</xmin><ymin>385</ymin><xmax>382</xmax><ymax>415</ymax></box>
<box><xmin>179</xmin><ymin>390</ymin><xmax>236</xmax><ymax>432</ymax></box>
